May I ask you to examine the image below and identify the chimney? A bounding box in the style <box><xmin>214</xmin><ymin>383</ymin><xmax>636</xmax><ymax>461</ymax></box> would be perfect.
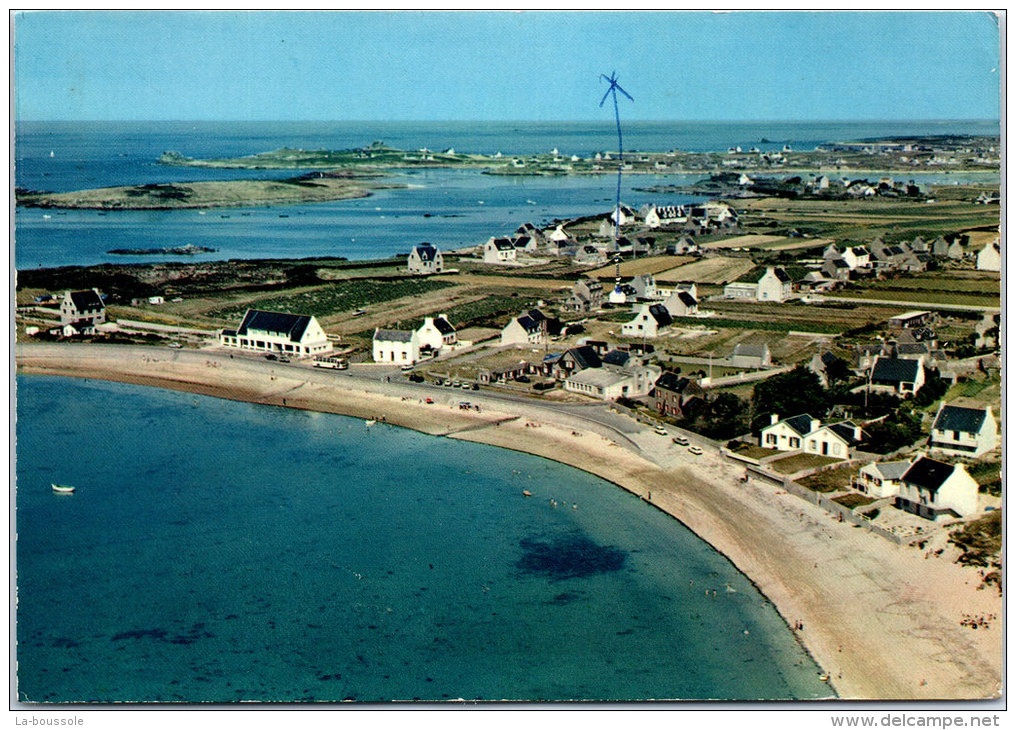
<box><xmin>770</xmin><ymin>413</ymin><xmax>780</xmax><ymax>425</ymax></box>
<box><xmin>810</xmin><ymin>419</ymin><xmax>821</xmax><ymax>433</ymax></box>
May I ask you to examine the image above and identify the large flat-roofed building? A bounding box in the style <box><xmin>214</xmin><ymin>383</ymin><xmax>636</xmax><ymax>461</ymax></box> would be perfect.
<box><xmin>219</xmin><ymin>309</ymin><xmax>332</xmax><ymax>357</ymax></box>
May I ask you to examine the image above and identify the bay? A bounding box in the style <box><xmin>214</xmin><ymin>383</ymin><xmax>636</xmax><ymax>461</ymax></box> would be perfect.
<box><xmin>15</xmin><ymin>375</ymin><xmax>832</xmax><ymax>702</ymax></box>
<box><xmin>13</xmin><ymin>120</ymin><xmax>999</xmax><ymax>269</ymax></box>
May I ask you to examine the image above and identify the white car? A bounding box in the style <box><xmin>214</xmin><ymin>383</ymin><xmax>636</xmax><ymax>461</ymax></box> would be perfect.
<box><xmin>672</xmin><ymin>435</ymin><xmax>690</xmax><ymax>446</ymax></box>
<box><xmin>688</xmin><ymin>445</ymin><xmax>703</xmax><ymax>456</ymax></box>
<box><xmin>654</xmin><ymin>425</ymin><xmax>668</xmax><ymax>436</ymax></box>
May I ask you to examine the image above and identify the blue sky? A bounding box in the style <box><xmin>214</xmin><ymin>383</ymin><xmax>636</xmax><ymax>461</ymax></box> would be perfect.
<box><xmin>14</xmin><ymin>11</ymin><xmax>1001</xmax><ymax>121</ymax></box>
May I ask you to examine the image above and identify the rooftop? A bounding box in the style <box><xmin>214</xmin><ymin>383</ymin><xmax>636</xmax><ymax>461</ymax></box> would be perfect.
<box><xmin>933</xmin><ymin>404</ymin><xmax>990</xmax><ymax>434</ymax></box>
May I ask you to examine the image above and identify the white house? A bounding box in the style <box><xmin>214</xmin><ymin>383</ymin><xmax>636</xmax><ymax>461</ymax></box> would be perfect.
<box><xmin>416</xmin><ymin>315</ymin><xmax>457</xmax><ymax>353</ymax></box>
<box><xmin>663</xmin><ymin>290</ymin><xmax>699</xmax><ymax>317</ymax></box>
<box><xmin>564</xmin><ymin>359</ymin><xmax>660</xmax><ymax>401</ymax></box>
<box><xmin>547</xmin><ymin>225</ymin><xmax>572</xmax><ymax>243</ymax></box>
<box><xmin>803</xmin><ymin>421</ymin><xmax>862</xmax><ymax>460</ymax></box>
<box><xmin>730</xmin><ymin>342</ymin><xmax>771</xmax><ymax>369</ymax></box>
<box><xmin>59</xmin><ymin>289</ymin><xmax>107</xmax><ymax>334</ymax></box>
<box><xmin>219</xmin><ymin>309</ymin><xmax>333</xmax><ymax>357</ymax></box>
<box><xmin>621</xmin><ymin>303</ymin><xmax>672</xmax><ymax>338</ymax></box>
<box><xmin>760</xmin><ymin>413</ymin><xmax>819</xmax><ymax>452</ymax></box>
<box><xmin>928</xmin><ymin>403</ymin><xmax>998</xmax><ymax>457</ymax></box>
<box><xmin>757</xmin><ymin>267</ymin><xmax>793</xmax><ymax>302</ymax></box>
<box><xmin>852</xmin><ymin>460</ymin><xmax>912</xmax><ymax>499</ymax></box>
<box><xmin>722</xmin><ymin>267</ymin><xmax>791</xmax><ymax>302</ymax></box>
<box><xmin>841</xmin><ymin>246</ymin><xmax>871</xmax><ymax>269</ymax></box>
<box><xmin>372</xmin><ymin>329</ymin><xmax>420</xmax><ymax>364</ymax></box>
<box><xmin>642</xmin><ymin>206</ymin><xmax>661</xmax><ymax>228</ymax></box>
<box><xmin>976</xmin><ymin>241</ymin><xmax>1001</xmax><ymax>272</ymax></box>
<box><xmin>407</xmin><ymin>244</ymin><xmax>444</xmax><ymax>274</ymax></box>
<box><xmin>630</xmin><ymin>274</ymin><xmax>658</xmax><ymax>300</ymax></box>
<box><xmin>869</xmin><ymin>356</ymin><xmax>925</xmax><ymax>396</ymax></box>
<box><xmin>500</xmin><ymin>309</ymin><xmax>549</xmax><ymax>347</ymax></box>
<box><xmin>896</xmin><ymin>456</ymin><xmax>979</xmax><ymax>521</ymax></box>
<box><xmin>483</xmin><ymin>237</ymin><xmax>518</xmax><ymax>264</ymax></box>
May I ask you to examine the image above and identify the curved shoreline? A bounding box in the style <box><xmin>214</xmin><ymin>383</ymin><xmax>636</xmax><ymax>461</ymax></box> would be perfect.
<box><xmin>15</xmin><ymin>343</ymin><xmax>1002</xmax><ymax>701</ymax></box>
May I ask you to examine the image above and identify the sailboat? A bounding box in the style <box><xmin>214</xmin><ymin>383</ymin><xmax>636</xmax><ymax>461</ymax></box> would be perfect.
<box><xmin>49</xmin><ymin>150</ymin><xmax>55</xmax><ymax>158</ymax></box>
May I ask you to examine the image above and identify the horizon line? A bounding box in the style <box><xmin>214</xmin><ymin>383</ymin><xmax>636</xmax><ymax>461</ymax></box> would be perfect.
<box><xmin>16</xmin><ymin>118</ymin><xmax>1001</xmax><ymax>125</ymax></box>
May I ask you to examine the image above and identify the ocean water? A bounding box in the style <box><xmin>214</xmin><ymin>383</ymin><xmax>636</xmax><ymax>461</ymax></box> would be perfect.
<box><xmin>15</xmin><ymin>375</ymin><xmax>833</xmax><ymax>703</ymax></box>
<box><xmin>13</xmin><ymin>120</ymin><xmax>998</xmax><ymax>268</ymax></box>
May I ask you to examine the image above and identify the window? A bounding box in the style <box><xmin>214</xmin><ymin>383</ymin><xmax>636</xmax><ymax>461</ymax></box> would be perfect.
<box><xmin>765</xmin><ymin>434</ymin><xmax>777</xmax><ymax>445</ymax></box>
<box><xmin>789</xmin><ymin>437</ymin><xmax>800</xmax><ymax>448</ymax></box>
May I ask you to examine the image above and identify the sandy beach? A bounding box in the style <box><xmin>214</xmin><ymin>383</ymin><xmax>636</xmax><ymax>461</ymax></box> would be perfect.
<box><xmin>16</xmin><ymin>343</ymin><xmax>1002</xmax><ymax>701</ymax></box>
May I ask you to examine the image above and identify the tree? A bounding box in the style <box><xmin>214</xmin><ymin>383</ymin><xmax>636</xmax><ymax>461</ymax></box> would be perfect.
<box><xmin>862</xmin><ymin>409</ymin><xmax>923</xmax><ymax>454</ymax></box>
<box><xmin>824</xmin><ymin>356</ymin><xmax>852</xmax><ymax>386</ymax></box>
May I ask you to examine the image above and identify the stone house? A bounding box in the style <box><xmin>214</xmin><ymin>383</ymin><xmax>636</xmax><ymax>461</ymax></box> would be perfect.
<box><xmin>407</xmin><ymin>244</ymin><xmax>444</xmax><ymax>274</ymax></box>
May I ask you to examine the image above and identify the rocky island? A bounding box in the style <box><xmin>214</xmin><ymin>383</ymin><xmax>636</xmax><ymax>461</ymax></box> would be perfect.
<box><xmin>16</xmin><ymin>171</ymin><xmax>398</xmax><ymax>211</ymax></box>
<box><xmin>106</xmin><ymin>244</ymin><xmax>218</xmax><ymax>256</ymax></box>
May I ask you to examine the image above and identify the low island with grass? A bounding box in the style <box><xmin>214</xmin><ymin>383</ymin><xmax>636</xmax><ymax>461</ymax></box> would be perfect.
<box><xmin>15</xmin><ymin>170</ymin><xmax>399</xmax><ymax>211</ymax></box>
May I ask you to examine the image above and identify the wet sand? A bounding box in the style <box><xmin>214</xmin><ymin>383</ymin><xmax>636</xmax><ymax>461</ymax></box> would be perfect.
<box><xmin>16</xmin><ymin>343</ymin><xmax>1002</xmax><ymax>701</ymax></box>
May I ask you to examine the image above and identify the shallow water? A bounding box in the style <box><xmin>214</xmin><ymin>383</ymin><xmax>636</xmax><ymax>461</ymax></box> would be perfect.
<box><xmin>14</xmin><ymin>120</ymin><xmax>997</xmax><ymax>268</ymax></box>
<box><xmin>15</xmin><ymin>376</ymin><xmax>833</xmax><ymax>702</ymax></box>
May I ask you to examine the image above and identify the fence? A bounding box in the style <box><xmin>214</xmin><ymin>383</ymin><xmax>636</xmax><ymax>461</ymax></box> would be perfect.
<box><xmin>729</xmin><ymin>454</ymin><xmax>904</xmax><ymax>545</ymax></box>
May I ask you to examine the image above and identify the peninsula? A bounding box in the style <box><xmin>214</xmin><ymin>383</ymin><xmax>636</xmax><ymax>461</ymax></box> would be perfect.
<box><xmin>157</xmin><ymin>136</ymin><xmax>1000</xmax><ymax>176</ymax></box>
<box><xmin>15</xmin><ymin>135</ymin><xmax>998</xmax><ymax>212</ymax></box>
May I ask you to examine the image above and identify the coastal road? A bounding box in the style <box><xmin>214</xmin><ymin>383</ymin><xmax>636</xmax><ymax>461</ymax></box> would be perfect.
<box><xmin>17</xmin><ymin>343</ymin><xmax>668</xmax><ymax>456</ymax></box>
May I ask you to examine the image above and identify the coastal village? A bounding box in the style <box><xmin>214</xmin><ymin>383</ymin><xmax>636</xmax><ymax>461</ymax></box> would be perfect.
<box><xmin>15</xmin><ymin>134</ymin><xmax>1002</xmax><ymax>699</ymax></box>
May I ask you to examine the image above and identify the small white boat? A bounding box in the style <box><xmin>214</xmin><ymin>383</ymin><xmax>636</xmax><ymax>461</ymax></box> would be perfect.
<box><xmin>51</xmin><ymin>483</ymin><xmax>75</xmax><ymax>494</ymax></box>
<box><xmin>365</xmin><ymin>419</ymin><xmax>377</xmax><ymax>427</ymax></box>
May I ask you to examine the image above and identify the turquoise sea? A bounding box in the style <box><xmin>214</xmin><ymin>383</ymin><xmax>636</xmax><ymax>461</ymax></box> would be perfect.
<box><xmin>15</xmin><ymin>376</ymin><xmax>833</xmax><ymax>702</ymax></box>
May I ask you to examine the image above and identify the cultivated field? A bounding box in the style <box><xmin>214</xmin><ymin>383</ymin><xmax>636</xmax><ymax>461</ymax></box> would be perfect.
<box><xmin>655</xmin><ymin>256</ymin><xmax>756</xmax><ymax>284</ymax></box>
<box><xmin>585</xmin><ymin>255</ymin><xmax>694</xmax><ymax>278</ymax></box>
<box><xmin>833</xmin><ymin>270</ymin><xmax>1001</xmax><ymax>309</ymax></box>
<box><xmin>699</xmin><ymin>234</ymin><xmax>786</xmax><ymax>249</ymax></box>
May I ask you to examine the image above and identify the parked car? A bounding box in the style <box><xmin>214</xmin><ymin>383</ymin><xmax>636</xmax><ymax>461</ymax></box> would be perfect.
<box><xmin>265</xmin><ymin>353</ymin><xmax>278</xmax><ymax>361</ymax></box>
<box><xmin>672</xmin><ymin>435</ymin><xmax>689</xmax><ymax>446</ymax></box>
<box><xmin>654</xmin><ymin>425</ymin><xmax>668</xmax><ymax>436</ymax></box>
<box><xmin>688</xmin><ymin>445</ymin><xmax>703</xmax><ymax>456</ymax></box>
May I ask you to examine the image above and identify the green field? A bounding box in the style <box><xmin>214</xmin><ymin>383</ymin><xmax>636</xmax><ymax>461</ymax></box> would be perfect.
<box><xmin>203</xmin><ymin>278</ymin><xmax>455</xmax><ymax>320</ymax></box>
<box><xmin>402</xmin><ymin>294</ymin><xmax>534</xmax><ymax>330</ymax></box>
